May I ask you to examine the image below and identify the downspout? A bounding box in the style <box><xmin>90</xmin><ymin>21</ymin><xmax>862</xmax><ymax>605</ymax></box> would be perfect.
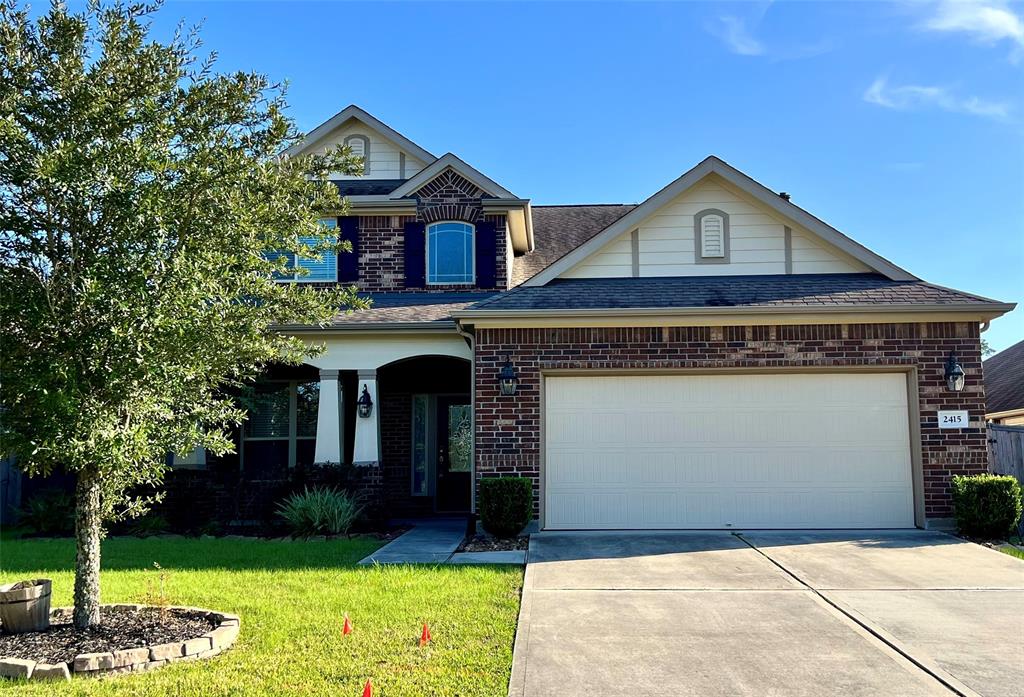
<box><xmin>455</xmin><ymin>320</ymin><xmax>477</xmax><ymax>518</ymax></box>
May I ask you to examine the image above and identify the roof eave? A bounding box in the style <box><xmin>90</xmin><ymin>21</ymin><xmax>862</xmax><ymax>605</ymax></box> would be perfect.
<box><xmin>453</xmin><ymin>302</ymin><xmax>1016</xmax><ymax>321</ymax></box>
<box><xmin>276</xmin><ymin>321</ymin><xmax>459</xmax><ymax>334</ymax></box>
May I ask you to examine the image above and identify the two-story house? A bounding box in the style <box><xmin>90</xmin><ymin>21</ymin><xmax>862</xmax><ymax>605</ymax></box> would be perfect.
<box><xmin>176</xmin><ymin>105</ymin><xmax>1013</xmax><ymax>532</ymax></box>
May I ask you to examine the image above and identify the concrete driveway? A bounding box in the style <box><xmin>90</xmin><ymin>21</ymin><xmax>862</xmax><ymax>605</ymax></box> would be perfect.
<box><xmin>509</xmin><ymin>531</ymin><xmax>1024</xmax><ymax>697</ymax></box>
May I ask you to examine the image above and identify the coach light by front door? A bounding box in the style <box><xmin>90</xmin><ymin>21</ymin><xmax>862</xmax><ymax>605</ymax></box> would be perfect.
<box><xmin>357</xmin><ymin>384</ymin><xmax>374</xmax><ymax>418</ymax></box>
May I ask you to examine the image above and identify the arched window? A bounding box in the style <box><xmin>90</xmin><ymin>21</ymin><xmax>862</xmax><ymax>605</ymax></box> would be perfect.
<box><xmin>427</xmin><ymin>221</ymin><xmax>475</xmax><ymax>284</ymax></box>
<box><xmin>695</xmin><ymin>208</ymin><xmax>730</xmax><ymax>263</ymax></box>
<box><xmin>343</xmin><ymin>134</ymin><xmax>371</xmax><ymax>174</ymax></box>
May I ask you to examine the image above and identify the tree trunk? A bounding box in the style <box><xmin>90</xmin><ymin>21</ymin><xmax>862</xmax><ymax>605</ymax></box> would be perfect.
<box><xmin>73</xmin><ymin>470</ymin><xmax>103</xmax><ymax>629</ymax></box>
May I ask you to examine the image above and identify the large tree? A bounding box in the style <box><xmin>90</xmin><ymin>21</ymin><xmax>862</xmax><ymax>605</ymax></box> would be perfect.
<box><xmin>0</xmin><ymin>0</ymin><xmax>365</xmax><ymax>628</ymax></box>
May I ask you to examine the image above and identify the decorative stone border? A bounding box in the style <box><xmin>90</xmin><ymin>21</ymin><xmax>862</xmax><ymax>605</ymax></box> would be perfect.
<box><xmin>0</xmin><ymin>605</ymin><xmax>240</xmax><ymax>682</ymax></box>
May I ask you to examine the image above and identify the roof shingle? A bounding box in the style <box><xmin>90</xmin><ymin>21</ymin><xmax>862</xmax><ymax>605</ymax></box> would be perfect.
<box><xmin>466</xmin><ymin>274</ymin><xmax>1003</xmax><ymax>312</ymax></box>
<box><xmin>331</xmin><ymin>292</ymin><xmax>497</xmax><ymax>326</ymax></box>
<box><xmin>511</xmin><ymin>205</ymin><xmax>636</xmax><ymax>285</ymax></box>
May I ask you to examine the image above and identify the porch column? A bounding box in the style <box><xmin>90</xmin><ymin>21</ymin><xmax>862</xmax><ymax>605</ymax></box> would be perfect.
<box><xmin>314</xmin><ymin>369</ymin><xmax>343</xmax><ymax>464</ymax></box>
<box><xmin>352</xmin><ymin>369</ymin><xmax>381</xmax><ymax>466</ymax></box>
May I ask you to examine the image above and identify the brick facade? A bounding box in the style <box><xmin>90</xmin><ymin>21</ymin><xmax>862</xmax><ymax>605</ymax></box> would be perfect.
<box><xmin>352</xmin><ymin>213</ymin><xmax>508</xmax><ymax>293</ymax></box>
<box><xmin>474</xmin><ymin>322</ymin><xmax>986</xmax><ymax>525</ymax></box>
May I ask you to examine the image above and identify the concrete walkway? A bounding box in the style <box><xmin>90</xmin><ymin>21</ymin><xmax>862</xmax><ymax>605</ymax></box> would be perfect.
<box><xmin>359</xmin><ymin>519</ymin><xmax>466</xmax><ymax>564</ymax></box>
<box><xmin>510</xmin><ymin>531</ymin><xmax>1024</xmax><ymax>697</ymax></box>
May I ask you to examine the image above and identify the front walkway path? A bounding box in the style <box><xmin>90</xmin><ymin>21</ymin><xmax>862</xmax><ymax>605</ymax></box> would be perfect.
<box><xmin>359</xmin><ymin>519</ymin><xmax>466</xmax><ymax>564</ymax></box>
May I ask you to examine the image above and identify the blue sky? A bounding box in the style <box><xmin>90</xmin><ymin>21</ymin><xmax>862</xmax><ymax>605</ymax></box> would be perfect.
<box><xmin>66</xmin><ymin>1</ymin><xmax>1024</xmax><ymax>351</ymax></box>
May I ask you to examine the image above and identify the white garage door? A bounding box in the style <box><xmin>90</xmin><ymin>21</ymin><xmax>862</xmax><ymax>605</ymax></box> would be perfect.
<box><xmin>544</xmin><ymin>373</ymin><xmax>914</xmax><ymax>529</ymax></box>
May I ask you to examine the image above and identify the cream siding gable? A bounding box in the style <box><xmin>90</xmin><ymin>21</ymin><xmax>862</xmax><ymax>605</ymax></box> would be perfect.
<box><xmin>564</xmin><ymin>176</ymin><xmax>869</xmax><ymax>279</ymax></box>
<box><xmin>308</xmin><ymin>120</ymin><xmax>427</xmax><ymax>180</ymax></box>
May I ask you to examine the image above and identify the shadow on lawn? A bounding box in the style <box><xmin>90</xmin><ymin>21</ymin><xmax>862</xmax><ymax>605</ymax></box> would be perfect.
<box><xmin>0</xmin><ymin>535</ymin><xmax>388</xmax><ymax>573</ymax></box>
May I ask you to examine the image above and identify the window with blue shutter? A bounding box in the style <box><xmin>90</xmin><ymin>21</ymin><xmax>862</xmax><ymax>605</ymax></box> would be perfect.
<box><xmin>474</xmin><ymin>220</ymin><xmax>497</xmax><ymax>288</ymax></box>
<box><xmin>404</xmin><ymin>221</ymin><xmax>426</xmax><ymax>288</ymax></box>
<box><xmin>338</xmin><ymin>216</ymin><xmax>359</xmax><ymax>282</ymax></box>
<box><xmin>267</xmin><ymin>219</ymin><xmax>338</xmax><ymax>282</ymax></box>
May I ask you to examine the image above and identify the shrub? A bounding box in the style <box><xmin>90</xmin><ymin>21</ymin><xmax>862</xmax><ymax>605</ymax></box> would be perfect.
<box><xmin>478</xmin><ymin>477</ymin><xmax>532</xmax><ymax>538</ymax></box>
<box><xmin>276</xmin><ymin>486</ymin><xmax>362</xmax><ymax>538</ymax></box>
<box><xmin>951</xmin><ymin>474</ymin><xmax>1022</xmax><ymax>539</ymax></box>
<box><xmin>17</xmin><ymin>489</ymin><xmax>75</xmax><ymax>536</ymax></box>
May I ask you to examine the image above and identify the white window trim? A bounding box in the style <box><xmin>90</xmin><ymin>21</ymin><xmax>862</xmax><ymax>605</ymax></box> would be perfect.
<box><xmin>426</xmin><ymin>220</ymin><xmax>476</xmax><ymax>286</ymax></box>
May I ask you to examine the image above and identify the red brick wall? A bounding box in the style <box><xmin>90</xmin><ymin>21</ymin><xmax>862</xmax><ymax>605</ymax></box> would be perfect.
<box><xmin>474</xmin><ymin>322</ymin><xmax>986</xmax><ymax>525</ymax></box>
<box><xmin>351</xmin><ymin>213</ymin><xmax>508</xmax><ymax>293</ymax></box>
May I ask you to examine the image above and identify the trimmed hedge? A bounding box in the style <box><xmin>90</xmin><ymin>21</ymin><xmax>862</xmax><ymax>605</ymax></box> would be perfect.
<box><xmin>950</xmin><ymin>474</ymin><xmax>1022</xmax><ymax>539</ymax></box>
<box><xmin>479</xmin><ymin>477</ymin><xmax>532</xmax><ymax>538</ymax></box>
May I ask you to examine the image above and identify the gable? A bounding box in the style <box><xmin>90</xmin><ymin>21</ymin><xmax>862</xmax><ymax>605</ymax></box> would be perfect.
<box><xmin>527</xmin><ymin>156</ymin><xmax>915</xmax><ymax>285</ymax></box>
<box><xmin>563</xmin><ymin>176</ymin><xmax>871</xmax><ymax>279</ymax></box>
<box><xmin>284</xmin><ymin>105</ymin><xmax>435</xmax><ymax>180</ymax></box>
<box><xmin>306</xmin><ymin>118</ymin><xmax>429</xmax><ymax>180</ymax></box>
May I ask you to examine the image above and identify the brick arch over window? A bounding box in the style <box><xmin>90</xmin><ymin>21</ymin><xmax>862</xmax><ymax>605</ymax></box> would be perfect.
<box><xmin>413</xmin><ymin>168</ymin><xmax>485</xmax><ymax>224</ymax></box>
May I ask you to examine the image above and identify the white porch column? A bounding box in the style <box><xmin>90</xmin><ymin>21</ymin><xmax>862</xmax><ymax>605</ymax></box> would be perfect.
<box><xmin>352</xmin><ymin>369</ymin><xmax>381</xmax><ymax>466</ymax></box>
<box><xmin>314</xmin><ymin>369</ymin><xmax>343</xmax><ymax>464</ymax></box>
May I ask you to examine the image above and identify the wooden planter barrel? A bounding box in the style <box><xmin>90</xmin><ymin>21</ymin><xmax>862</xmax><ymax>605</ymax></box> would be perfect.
<box><xmin>0</xmin><ymin>579</ymin><xmax>52</xmax><ymax>633</ymax></box>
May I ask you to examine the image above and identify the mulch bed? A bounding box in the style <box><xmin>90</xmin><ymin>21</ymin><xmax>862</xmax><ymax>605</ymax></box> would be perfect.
<box><xmin>459</xmin><ymin>534</ymin><xmax>529</xmax><ymax>553</ymax></box>
<box><xmin>0</xmin><ymin>606</ymin><xmax>218</xmax><ymax>665</ymax></box>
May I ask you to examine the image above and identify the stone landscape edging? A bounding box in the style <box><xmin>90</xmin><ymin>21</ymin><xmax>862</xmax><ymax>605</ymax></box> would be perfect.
<box><xmin>0</xmin><ymin>604</ymin><xmax>240</xmax><ymax>682</ymax></box>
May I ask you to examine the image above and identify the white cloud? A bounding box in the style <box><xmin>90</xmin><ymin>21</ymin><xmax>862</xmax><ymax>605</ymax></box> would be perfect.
<box><xmin>921</xmin><ymin>0</ymin><xmax>1024</xmax><ymax>46</ymax></box>
<box><xmin>864</xmin><ymin>75</ymin><xmax>1010</xmax><ymax>119</ymax></box>
<box><xmin>714</xmin><ymin>16</ymin><xmax>766</xmax><ymax>56</ymax></box>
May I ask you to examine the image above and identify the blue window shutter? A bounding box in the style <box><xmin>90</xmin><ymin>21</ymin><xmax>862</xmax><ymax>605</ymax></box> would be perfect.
<box><xmin>404</xmin><ymin>221</ymin><xmax>426</xmax><ymax>288</ymax></box>
<box><xmin>475</xmin><ymin>220</ymin><xmax>498</xmax><ymax>288</ymax></box>
<box><xmin>338</xmin><ymin>216</ymin><xmax>359</xmax><ymax>282</ymax></box>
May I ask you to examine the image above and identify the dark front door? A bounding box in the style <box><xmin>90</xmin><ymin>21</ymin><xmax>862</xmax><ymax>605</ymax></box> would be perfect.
<box><xmin>436</xmin><ymin>396</ymin><xmax>472</xmax><ymax>512</ymax></box>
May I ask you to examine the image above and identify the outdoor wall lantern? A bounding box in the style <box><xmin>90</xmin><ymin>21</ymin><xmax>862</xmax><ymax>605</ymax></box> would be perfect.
<box><xmin>357</xmin><ymin>385</ymin><xmax>374</xmax><ymax>418</ymax></box>
<box><xmin>944</xmin><ymin>351</ymin><xmax>966</xmax><ymax>393</ymax></box>
<box><xmin>499</xmin><ymin>356</ymin><xmax>518</xmax><ymax>396</ymax></box>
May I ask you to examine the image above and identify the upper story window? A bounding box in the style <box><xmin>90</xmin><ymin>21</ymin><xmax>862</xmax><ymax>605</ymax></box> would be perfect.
<box><xmin>695</xmin><ymin>208</ymin><xmax>729</xmax><ymax>263</ymax></box>
<box><xmin>427</xmin><ymin>221</ymin><xmax>474</xmax><ymax>285</ymax></box>
<box><xmin>344</xmin><ymin>134</ymin><xmax>370</xmax><ymax>174</ymax></box>
<box><xmin>269</xmin><ymin>218</ymin><xmax>337</xmax><ymax>283</ymax></box>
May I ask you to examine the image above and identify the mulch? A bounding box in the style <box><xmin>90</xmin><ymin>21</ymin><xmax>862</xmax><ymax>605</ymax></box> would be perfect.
<box><xmin>0</xmin><ymin>606</ymin><xmax>218</xmax><ymax>665</ymax></box>
<box><xmin>459</xmin><ymin>534</ymin><xmax>529</xmax><ymax>553</ymax></box>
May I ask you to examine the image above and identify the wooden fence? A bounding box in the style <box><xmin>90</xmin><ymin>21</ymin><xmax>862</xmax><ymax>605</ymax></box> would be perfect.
<box><xmin>988</xmin><ymin>424</ymin><xmax>1024</xmax><ymax>487</ymax></box>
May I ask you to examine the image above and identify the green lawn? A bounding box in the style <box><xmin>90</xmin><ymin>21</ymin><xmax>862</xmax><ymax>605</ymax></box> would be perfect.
<box><xmin>0</xmin><ymin>536</ymin><xmax>523</xmax><ymax>696</ymax></box>
<box><xmin>1001</xmin><ymin>545</ymin><xmax>1024</xmax><ymax>561</ymax></box>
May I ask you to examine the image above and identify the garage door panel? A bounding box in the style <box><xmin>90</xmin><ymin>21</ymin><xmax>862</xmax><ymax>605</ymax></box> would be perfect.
<box><xmin>544</xmin><ymin>373</ymin><xmax>914</xmax><ymax>529</ymax></box>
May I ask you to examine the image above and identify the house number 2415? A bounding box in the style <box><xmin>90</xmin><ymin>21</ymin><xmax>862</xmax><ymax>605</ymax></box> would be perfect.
<box><xmin>937</xmin><ymin>410</ymin><xmax>969</xmax><ymax>429</ymax></box>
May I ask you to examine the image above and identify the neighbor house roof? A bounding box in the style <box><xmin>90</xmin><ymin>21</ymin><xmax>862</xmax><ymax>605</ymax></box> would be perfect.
<box><xmin>984</xmin><ymin>339</ymin><xmax>1024</xmax><ymax>417</ymax></box>
<box><xmin>456</xmin><ymin>274</ymin><xmax>1012</xmax><ymax>317</ymax></box>
<box><xmin>511</xmin><ymin>204</ymin><xmax>637</xmax><ymax>286</ymax></box>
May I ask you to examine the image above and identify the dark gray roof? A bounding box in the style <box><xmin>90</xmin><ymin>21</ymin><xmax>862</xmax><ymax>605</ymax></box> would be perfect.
<box><xmin>512</xmin><ymin>205</ymin><xmax>637</xmax><ymax>285</ymax></box>
<box><xmin>467</xmin><ymin>274</ymin><xmax>1004</xmax><ymax>312</ymax></box>
<box><xmin>332</xmin><ymin>179</ymin><xmax>406</xmax><ymax>197</ymax></box>
<box><xmin>984</xmin><ymin>339</ymin><xmax>1024</xmax><ymax>415</ymax></box>
<box><xmin>332</xmin><ymin>292</ymin><xmax>497</xmax><ymax>326</ymax></box>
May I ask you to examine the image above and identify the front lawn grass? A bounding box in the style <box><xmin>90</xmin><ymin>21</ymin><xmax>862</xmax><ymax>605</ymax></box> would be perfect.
<box><xmin>1001</xmin><ymin>545</ymin><xmax>1024</xmax><ymax>561</ymax></box>
<box><xmin>0</xmin><ymin>535</ymin><xmax>522</xmax><ymax>696</ymax></box>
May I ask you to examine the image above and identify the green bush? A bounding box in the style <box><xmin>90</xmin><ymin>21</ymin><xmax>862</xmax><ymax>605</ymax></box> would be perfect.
<box><xmin>478</xmin><ymin>477</ymin><xmax>532</xmax><ymax>538</ymax></box>
<box><xmin>276</xmin><ymin>486</ymin><xmax>362</xmax><ymax>538</ymax></box>
<box><xmin>951</xmin><ymin>474</ymin><xmax>1022</xmax><ymax>539</ymax></box>
<box><xmin>17</xmin><ymin>489</ymin><xmax>75</xmax><ymax>536</ymax></box>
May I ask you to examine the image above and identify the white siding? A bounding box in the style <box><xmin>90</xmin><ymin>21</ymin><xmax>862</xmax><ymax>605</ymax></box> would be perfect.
<box><xmin>563</xmin><ymin>177</ymin><xmax>869</xmax><ymax>278</ymax></box>
<box><xmin>310</xmin><ymin>120</ymin><xmax>426</xmax><ymax>180</ymax></box>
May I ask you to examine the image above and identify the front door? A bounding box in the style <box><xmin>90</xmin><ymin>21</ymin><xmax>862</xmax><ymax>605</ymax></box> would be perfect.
<box><xmin>436</xmin><ymin>396</ymin><xmax>472</xmax><ymax>512</ymax></box>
